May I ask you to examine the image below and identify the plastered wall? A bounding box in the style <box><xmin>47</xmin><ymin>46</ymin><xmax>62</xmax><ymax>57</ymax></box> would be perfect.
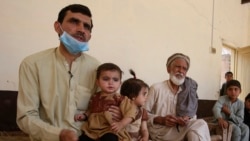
<box><xmin>0</xmin><ymin>0</ymin><xmax>249</xmax><ymax>100</ymax></box>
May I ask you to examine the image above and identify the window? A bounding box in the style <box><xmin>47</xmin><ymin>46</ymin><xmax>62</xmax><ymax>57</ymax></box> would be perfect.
<box><xmin>221</xmin><ymin>45</ymin><xmax>250</xmax><ymax>100</ymax></box>
<box><xmin>220</xmin><ymin>47</ymin><xmax>235</xmax><ymax>86</ymax></box>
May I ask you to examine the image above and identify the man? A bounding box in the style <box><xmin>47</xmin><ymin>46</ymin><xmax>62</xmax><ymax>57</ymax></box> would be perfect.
<box><xmin>144</xmin><ymin>53</ymin><xmax>211</xmax><ymax>141</ymax></box>
<box><xmin>220</xmin><ymin>71</ymin><xmax>233</xmax><ymax>96</ymax></box>
<box><xmin>17</xmin><ymin>4</ymin><xmax>120</xmax><ymax>141</ymax></box>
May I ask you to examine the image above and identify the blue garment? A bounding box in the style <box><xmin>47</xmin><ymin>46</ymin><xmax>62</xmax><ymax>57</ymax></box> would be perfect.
<box><xmin>213</xmin><ymin>95</ymin><xmax>249</xmax><ymax>141</ymax></box>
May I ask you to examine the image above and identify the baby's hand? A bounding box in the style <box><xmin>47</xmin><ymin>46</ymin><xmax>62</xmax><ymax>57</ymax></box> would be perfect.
<box><xmin>74</xmin><ymin>114</ymin><xmax>85</xmax><ymax>121</ymax></box>
<box><xmin>110</xmin><ymin>122</ymin><xmax>124</xmax><ymax>133</ymax></box>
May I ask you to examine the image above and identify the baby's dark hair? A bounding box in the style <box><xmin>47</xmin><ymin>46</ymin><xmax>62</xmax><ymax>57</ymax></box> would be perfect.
<box><xmin>245</xmin><ymin>93</ymin><xmax>250</xmax><ymax>101</ymax></box>
<box><xmin>120</xmin><ymin>69</ymin><xmax>149</xmax><ymax>99</ymax></box>
<box><xmin>96</xmin><ymin>63</ymin><xmax>122</xmax><ymax>79</ymax></box>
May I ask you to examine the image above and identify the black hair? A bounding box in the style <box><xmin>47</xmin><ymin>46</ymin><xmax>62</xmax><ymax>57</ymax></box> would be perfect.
<box><xmin>96</xmin><ymin>63</ymin><xmax>122</xmax><ymax>79</ymax></box>
<box><xmin>57</xmin><ymin>4</ymin><xmax>93</xmax><ymax>29</ymax></box>
<box><xmin>226</xmin><ymin>79</ymin><xmax>241</xmax><ymax>90</ymax></box>
<box><xmin>245</xmin><ymin>93</ymin><xmax>250</xmax><ymax>101</ymax></box>
<box><xmin>225</xmin><ymin>71</ymin><xmax>233</xmax><ymax>76</ymax></box>
<box><xmin>120</xmin><ymin>69</ymin><xmax>149</xmax><ymax>99</ymax></box>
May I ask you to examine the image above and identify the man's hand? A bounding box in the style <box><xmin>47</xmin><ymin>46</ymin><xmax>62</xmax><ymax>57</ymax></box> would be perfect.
<box><xmin>59</xmin><ymin>129</ymin><xmax>78</xmax><ymax>141</ymax></box>
<box><xmin>108</xmin><ymin>105</ymin><xmax>122</xmax><ymax>122</ymax></box>
<box><xmin>163</xmin><ymin>115</ymin><xmax>178</xmax><ymax>127</ymax></box>
<box><xmin>176</xmin><ymin>116</ymin><xmax>190</xmax><ymax>126</ymax></box>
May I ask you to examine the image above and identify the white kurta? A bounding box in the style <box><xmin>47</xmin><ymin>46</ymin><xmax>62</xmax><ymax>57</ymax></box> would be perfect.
<box><xmin>144</xmin><ymin>80</ymin><xmax>211</xmax><ymax>141</ymax></box>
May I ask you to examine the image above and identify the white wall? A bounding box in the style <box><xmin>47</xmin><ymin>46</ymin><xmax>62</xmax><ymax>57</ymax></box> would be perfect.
<box><xmin>0</xmin><ymin>0</ymin><xmax>249</xmax><ymax>100</ymax></box>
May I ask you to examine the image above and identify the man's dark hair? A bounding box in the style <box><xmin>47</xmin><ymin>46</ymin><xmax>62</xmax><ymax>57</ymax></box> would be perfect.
<box><xmin>57</xmin><ymin>4</ymin><xmax>93</xmax><ymax>28</ymax></box>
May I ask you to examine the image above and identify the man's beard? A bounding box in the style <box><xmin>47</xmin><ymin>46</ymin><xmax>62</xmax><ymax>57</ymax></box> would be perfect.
<box><xmin>170</xmin><ymin>72</ymin><xmax>185</xmax><ymax>86</ymax></box>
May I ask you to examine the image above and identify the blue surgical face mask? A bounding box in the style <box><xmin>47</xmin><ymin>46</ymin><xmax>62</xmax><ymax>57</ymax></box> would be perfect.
<box><xmin>59</xmin><ymin>27</ymin><xmax>89</xmax><ymax>55</ymax></box>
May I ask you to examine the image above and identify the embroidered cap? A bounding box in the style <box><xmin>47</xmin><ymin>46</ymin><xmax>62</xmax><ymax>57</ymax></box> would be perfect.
<box><xmin>166</xmin><ymin>53</ymin><xmax>190</xmax><ymax>70</ymax></box>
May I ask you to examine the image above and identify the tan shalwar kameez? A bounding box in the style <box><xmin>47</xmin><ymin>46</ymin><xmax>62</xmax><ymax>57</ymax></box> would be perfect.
<box><xmin>17</xmin><ymin>48</ymin><xmax>100</xmax><ymax>141</ymax></box>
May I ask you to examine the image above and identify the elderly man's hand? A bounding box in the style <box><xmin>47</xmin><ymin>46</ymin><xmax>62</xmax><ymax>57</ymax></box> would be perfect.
<box><xmin>163</xmin><ymin>115</ymin><xmax>178</xmax><ymax>127</ymax></box>
<box><xmin>176</xmin><ymin>116</ymin><xmax>190</xmax><ymax>126</ymax></box>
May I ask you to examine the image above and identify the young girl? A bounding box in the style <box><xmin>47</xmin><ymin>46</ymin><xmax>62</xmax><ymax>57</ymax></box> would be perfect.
<box><xmin>120</xmin><ymin>69</ymin><xmax>149</xmax><ymax>141</ymax></box>
<box><xmin>76</xmin><ymin>63</ymin><xmax>137</xmax><ymax>141</ymax></box>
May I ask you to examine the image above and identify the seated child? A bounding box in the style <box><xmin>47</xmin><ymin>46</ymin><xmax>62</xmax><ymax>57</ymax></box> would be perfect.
<box><xmin>244</xmin><ymin>93</ymin><xmax>250</xmax><ymax>141</ymax></box>
<box><xmin>213</xmin><ymin>80</ymin><xmax>249</xmax><ymax>141</ymax></box>
<box><xmin>120</xmin><ymin>69</ymin><xmax>149</xmax><ymax>141</ymax></box>
<box><xmin>75</xmin><ymin>63</ymin><xmax>137</xmax><ymax>141</ymax></box>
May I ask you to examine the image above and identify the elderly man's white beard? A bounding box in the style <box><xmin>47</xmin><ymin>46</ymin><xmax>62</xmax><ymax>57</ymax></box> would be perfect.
<box><xmin>170</xmin><ymin>72</ymin><xmax>185</xmax><ymax>85</ymax></box>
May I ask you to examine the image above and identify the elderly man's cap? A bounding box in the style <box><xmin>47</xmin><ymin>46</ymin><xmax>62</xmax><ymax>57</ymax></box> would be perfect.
<box><xmin>166</xmin><ymin>53</ymin><xmax>190</xmax><ymax>69</ymax></box>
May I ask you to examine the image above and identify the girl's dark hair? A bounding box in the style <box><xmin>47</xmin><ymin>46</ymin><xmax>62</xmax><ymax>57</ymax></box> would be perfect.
<box><xmin>120</xmin><ymin>69</ymin><xmax>149</xmax><ymax>99</ymax></box>
<box><xmin>96</xmin><ymin>63</ymin><xmax>122</xmax><ymax>79</ymax></box>
<box><xmin>245</xmin><ymin>93</ymin><xmax>250</xmax><ymax>101</ymax></box>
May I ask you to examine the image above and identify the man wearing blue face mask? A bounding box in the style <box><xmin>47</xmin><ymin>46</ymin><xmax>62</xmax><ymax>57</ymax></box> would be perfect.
<box><xmin>59</xmin><ymin>24</ymin><xmax>89</xmax><ymax>55</ymax></box>
<box><xmin>17</xmin><ymin>4</ymin><xmax>122</xmax><ymax>141</ymax></box>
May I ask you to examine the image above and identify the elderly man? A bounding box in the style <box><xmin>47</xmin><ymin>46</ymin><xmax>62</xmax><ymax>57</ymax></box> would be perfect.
<box><xmin>144</xmin><ymin>53</ymin><xmax>211</xmax><ymax>141</ymax></box>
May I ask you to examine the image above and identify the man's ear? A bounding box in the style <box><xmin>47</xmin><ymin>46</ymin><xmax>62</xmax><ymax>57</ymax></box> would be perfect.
<box><xmin>54</xmin><ymin>21</ymin><xmax>61</xmax><ymax>34</ymax></box>
<box><xmin>167</xmin><ymin>66</ymin><xmax>171</xmax><ymax>73</ymax></box>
